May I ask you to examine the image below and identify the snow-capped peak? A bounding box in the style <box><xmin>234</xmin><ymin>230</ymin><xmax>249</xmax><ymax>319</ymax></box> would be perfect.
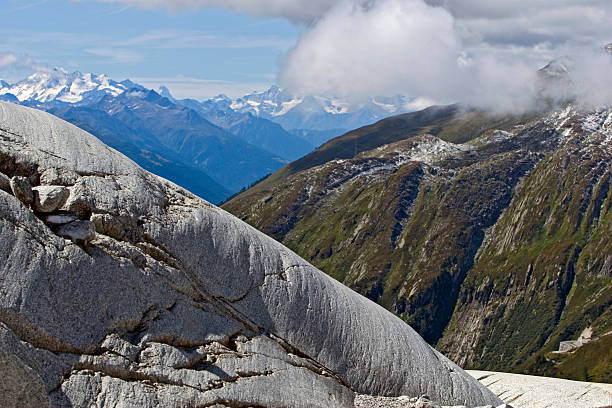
<box><xmin>224</xmin><ymin>86</ymin><xmax>413</xmax><ymax>119</ymax></box>
<box><xmin>156</xmin><ymin>85</ymin><xmax>175</xmax><ymax>101</ymax></box>
<box><xmin>0</xmin><ymin>68</ymin><xmax>128</xmax><ymax>103</ymax></box>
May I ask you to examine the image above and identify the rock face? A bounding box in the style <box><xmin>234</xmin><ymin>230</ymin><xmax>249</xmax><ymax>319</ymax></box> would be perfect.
<box><xmin>224</xmin><ymin>105</ymin><xmax>612</xmax><ymax>381</ymax></box>
<box><xmin>0</xmin><ymin>346</ymin><xmax>49</xmax><ymax>408</ymax></box>
<box><xmin>0</xmin><ymin>101</ymin><xmax>501</xmax><ymax>407</ymax></box>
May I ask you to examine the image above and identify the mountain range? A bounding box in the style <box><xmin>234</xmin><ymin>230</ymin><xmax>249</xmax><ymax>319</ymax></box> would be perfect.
<box><xmin>0</xmin><ymin>69</ymin><xmax>415</xmax><ymax>203</ymax></box>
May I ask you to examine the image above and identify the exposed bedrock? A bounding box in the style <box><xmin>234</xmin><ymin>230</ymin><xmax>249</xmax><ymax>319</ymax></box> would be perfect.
<box><xmin>0</xmin><ymin>101</ymin><xmax>501</xmax><ymax>407</ymax></box>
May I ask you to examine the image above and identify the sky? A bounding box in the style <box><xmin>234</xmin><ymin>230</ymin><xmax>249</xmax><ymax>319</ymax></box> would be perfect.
<box><xmin>0</xmin><ymin>0</ymin><xmax>299</xmax><ymax>98</ymax></box>
<box><xmin>1</xmin><ymin>0</ymin><xmax>612</xmax><ymax>109</ymax></box>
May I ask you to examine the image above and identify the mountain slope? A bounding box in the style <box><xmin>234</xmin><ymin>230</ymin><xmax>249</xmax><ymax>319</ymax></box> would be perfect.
<box><xmin>189</xmin><ymin>96</ymin><xmax>315</xmax><ymax>160</ymax></box>
<box><xmin>227</xmin><ymin>115</ymin><xmax>314</xmax><ymax>160</ymax></box>
<box><xmin>246</xmin><ymin>104</ymin><xmax>537</xmax><ymax>193</ymax></box>
<box><xmin>0</xmin><ymin>101</ymin><xmax>501</xmax><ymax>407</ymax></box>
<box><xmin>223</xmin><ymin>105</ymin><xmax>612</xmax><ymax>381</ymax></box>
<box><xmin>83</xmin><ymin>89</ymin><xmax>287</xmax><ymax>192</ymax></box>
<box><xmin>437</xmin><ymin>108</ymin><xmax>612</xmax><ymax>379</ymax></box>
<box><xmin>47</xmin><ymin>105</ymin><xmax>231</xmax><ymax>204</ymax></box>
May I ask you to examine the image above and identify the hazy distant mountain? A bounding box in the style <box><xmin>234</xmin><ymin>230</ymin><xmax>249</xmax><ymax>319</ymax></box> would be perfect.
<box><xmin>54</xmin><ymin>87</ymin><xmax>288</xmax><ymax>193</ymax></box>
<box><xmin>0</xmin><ymin>69</ymin><xmax>416</xmax><ymax>200</ymax></box>
<box><xmin>183</xmin><ymin>95</ymin><xmax>314</xmax><ymax>160</ymax></box>
<box><xmin>46</xmin><ymin>104</ymin><xmax>231</xmax><ymax>204</ymax></box>
<box><xmin>217</xmin><ymin>85</ymin><xmax>415</xmax><ymax>132</ymax></box>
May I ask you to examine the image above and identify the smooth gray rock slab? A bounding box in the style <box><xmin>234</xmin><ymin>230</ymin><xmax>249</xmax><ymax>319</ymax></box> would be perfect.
<box><xmin>468</xmin><ymin>370</ymin><xmax>612</xmax><ymax>408</ymax></box>
<box><xmin>9</xmin><ymin>175</ymin><xmax>33</xmax><ymax>204</ymax></box>
<box><xmin>0</xmin><ymin>101</ymin><xmax>502</xmax><ymax>408</ymax></box>
<box><xmin>57</xmin><ymin>220</ymin><xmax>96</xmax><ymax>244</ymax></box>
<box><xmin>32</xmin><ymin>185</ymin><xmax>70</xmax><ymax>213</ymax></box>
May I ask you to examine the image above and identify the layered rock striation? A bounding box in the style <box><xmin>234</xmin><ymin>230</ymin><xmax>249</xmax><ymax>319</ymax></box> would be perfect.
<box><xmin>0</xmin><ymin>101</ymin><xmax>501</xmax><ymax>407</ymax></box>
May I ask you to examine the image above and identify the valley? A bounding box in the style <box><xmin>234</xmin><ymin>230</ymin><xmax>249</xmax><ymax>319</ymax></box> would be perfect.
<box><xmin>224</xmin><ymin>104</ymin><xmax>612</xmax><ymax>382</ymax></box>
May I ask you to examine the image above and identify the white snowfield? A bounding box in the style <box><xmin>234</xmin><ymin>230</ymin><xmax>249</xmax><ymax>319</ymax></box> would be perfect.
<box><xmin>0</xmin><ymin>101</ymin><xmax>501</xmax><ymax>407</ymax></box>
<box><xmin>468</xmin><ymin>371</ymin><xmax>612</xmax><ymax>408</ymax></box>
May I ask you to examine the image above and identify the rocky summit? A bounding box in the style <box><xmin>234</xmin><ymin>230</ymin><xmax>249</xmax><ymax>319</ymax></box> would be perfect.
<box><xmin>0</xmin><ymin>101</ymin><xmax>501</xmax><ymax>407</ymax></box>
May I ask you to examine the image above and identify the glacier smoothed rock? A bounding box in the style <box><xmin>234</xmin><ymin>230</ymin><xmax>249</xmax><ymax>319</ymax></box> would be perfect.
<box><xmin>0</xmin><ymin>101</ymin><xmax>501</xmax><ymax>408</ymax></box>
<box><xmin>468</xmin><ymin>370</ymin><xmax>612</xmax><ymax>408</ymax></box>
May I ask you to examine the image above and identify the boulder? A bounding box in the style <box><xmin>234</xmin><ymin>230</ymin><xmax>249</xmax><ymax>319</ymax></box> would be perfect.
<box><xmin>57</xmin><ymin>220</ymin><xmax>96</xmax><ymax>245</ymax></box>
<box><xmin>44</xmin><ymin>211</ymin><xmax>79</xmax><ymax>225</ymax></box>
<box><xmin>39</xmin><ymin>167</ymin><xmax>78</xmax><ymax>186</ymax></box>
<box><xmin>32</xmin><ymin>185</ymin><xmax>70</xmax><ymax>213</ymax></box>
<box><xmin>0</xmin><ymin>101</ymin><xmax>502</xmax><ymax>408</ymax></box>
<box><xmin>9</xmin><ymin>175</ymin><xmax>33</xmax><ymax>204</ymax></box>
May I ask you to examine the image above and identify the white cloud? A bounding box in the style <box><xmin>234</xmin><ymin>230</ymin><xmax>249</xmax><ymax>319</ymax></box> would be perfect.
<box><xmin>0</xmin><ymin>53</ymin><xmax>18</xmax><ymax>67</ymax></box>
<box><xmin>119</xmin><ymin>29</ymin><xmax>293</xmax><ymax>50</ymax></box>
<box><xmin>133</xmin><ymin>75</ymin><xmax>273</xmax><ymax>99</ymax></box>
<box><xmin>88</xmin><ymin>0</ymin><xmax>340</xmax><ymax>23</ymax></box>
<box><xmin>0</xmin><ymin>52</ymin><xmax>48</xmax><ymax>71</ymax></box>
<box><xmin>278</xmin><ymin>0</ymin><xmax>459</xmax><ymax>100</ymax></box>
<box><xmin>277</xmin><ymin>0</ymin><xmax>612</xmax><ymax>111</ymax></box>
<box><xmin>85</xmin><ymin>47</ymin><xmax>143</xmax><ymax>64</ymax></box>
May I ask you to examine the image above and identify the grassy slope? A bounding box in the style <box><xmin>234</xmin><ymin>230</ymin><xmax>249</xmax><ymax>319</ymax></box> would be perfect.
<box><xmin>245</xmin><ymin>106</ymin><xmax>537</xmax><ymax>195</ymax></box>
<box><xmin>437</xmin><ymin>119</ymin><xmax>612</xmax><ymax>379</ymax></box>
<box><xmin>224</xmin><ymin>106</ymin><xmax>612</xmax><ymax>382</ymax></box>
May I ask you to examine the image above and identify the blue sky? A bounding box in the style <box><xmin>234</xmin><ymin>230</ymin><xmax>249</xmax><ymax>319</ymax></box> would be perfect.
<box><xmin>0</xmin><ymin>0</ymin><xmax>299</xmax><ymax>98</ymax></box>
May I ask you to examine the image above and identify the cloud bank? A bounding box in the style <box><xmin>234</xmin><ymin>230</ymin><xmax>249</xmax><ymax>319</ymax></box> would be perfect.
<box><xmin>277</xmin><ymin>0</ymin><xmax>612</xmax><ymax>111</ymax></box>
<box><xmin>87</xmin><ymin>0</ymin><xmax>612</xmax><ymax>110</ymax></box>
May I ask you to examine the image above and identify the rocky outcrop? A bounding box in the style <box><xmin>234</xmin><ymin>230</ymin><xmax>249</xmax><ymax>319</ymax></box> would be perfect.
<box><xmin>0</xmin><ymin>101</ymin><xmax>501</xmax><ymax>407</ymax></box>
